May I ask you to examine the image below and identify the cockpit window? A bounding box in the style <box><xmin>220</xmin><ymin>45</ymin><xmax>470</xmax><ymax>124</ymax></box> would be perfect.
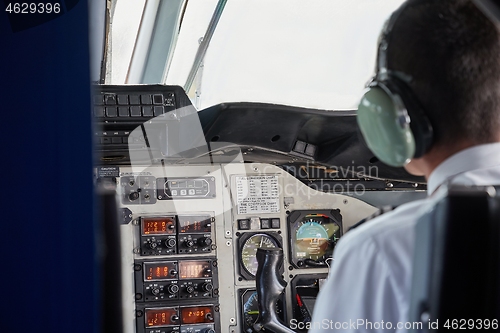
<box><xmin>105</xmin><ymin>0</ymin><xmax>405</xmax><ymax>110</ymax></box>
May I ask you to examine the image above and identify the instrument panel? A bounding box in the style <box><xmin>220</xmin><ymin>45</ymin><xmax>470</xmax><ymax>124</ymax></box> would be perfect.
<box><xmin>107</xmin><ymin>163</ymin><xmax>379</xmax><ymax>333</ymax></box>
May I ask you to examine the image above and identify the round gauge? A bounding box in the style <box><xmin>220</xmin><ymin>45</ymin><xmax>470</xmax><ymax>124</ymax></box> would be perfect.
<box><xmin>240</xmin><ymin>234</ymin><xmax>279</xmax><ymax>277</ymax></box>
<box><xmin>241</xmin><ymin>290</ymin><xmax>284</xmax><ymax>333</ymax></box>
<box><xmin>242</xmin><ymin>291</ymin><xmax>260</xmax><ymax>331</ymax></box>
<box><xmin>294</xmin><ymin>215</ymin><xmax>341</xmax><ymax>262</ymax></box>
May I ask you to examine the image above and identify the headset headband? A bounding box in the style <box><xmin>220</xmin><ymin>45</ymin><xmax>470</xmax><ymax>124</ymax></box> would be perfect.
<box><xmin>376</xmin><ymin>0</ymin><xmax>420</xmax><ymax>82</ymax></box>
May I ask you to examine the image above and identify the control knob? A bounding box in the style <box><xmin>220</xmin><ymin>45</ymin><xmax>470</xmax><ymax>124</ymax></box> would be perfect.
<box><xmin>148</xmin><ymin>242</ymin><xmax>158</xmax><ymax>250</ymax></box>
<box><xmin>171</xmin><ymin>315</ymin><xmax>179</xmax><ymax>322</ymax></box>
<box><xmin>198</xmin><ymin>237</ymin><xmax>212</xmax><ymax>247</ymax></box>
<box><xmin>186</xmin><ymin>285</ymin><xmax>195</xmax><ymax>294</ymax></box>
<box><xmin>151</xmin><ymin>288</ymin><xmax>160</xmax><ymax>296</ymax></box>
<box><xmin>185</xmin><ymin>240</ymin><xmax>194</xmax><ymax>248</ymax></box>
<box><xmin>164</xmin><ymin>238</ymin><xmax>176</xmax><ymax>248</ymax></box>
<box><xmin>202</xmin><ymin>282</ymin><xmax>213</xmax><ymax>292</ymax></box>
<box><xmin>128</xmin><ymin>192</ymin><xmax>140</xmax><ymax>201</ymax></box>
<box><xmin>166</xmin><ymin>284</ymin><xmax>179</xmax><ymax>295</ymax></box>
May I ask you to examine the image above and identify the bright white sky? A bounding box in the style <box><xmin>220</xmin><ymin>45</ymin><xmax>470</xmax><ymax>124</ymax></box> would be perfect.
<box><xmin>166</xmin><ymin>0</ymin><xmax>405</xmax><ymax>110</ymax></box>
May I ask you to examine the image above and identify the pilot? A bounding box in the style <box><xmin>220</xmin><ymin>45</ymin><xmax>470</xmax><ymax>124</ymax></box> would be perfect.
<box><xmin>310</xmin><ymin>0</ymin><xmax>500</xmax><ymax>332</ymax></box>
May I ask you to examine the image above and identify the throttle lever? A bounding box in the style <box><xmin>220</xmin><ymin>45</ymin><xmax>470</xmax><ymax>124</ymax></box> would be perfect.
<box><xmin>253</xmin><ymin>248</ymin><xmax>295</xmax><ymax>333</ymax></box>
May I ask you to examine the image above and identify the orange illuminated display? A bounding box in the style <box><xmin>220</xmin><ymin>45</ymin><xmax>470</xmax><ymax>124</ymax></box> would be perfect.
<box><xmin>180</xmin><ymin>306</ymin><xmax>214</xmax><ymax>324</ymax></box>
<box><xmin>142</xmin><ymin>217</ymin><xmax>175</xmax><ymax>235</ymax></box>
<box><xmin>145</xmin><ymin>308</ymin><xmax>178</xmax><ymax>327</ymax></box>
<box><xmin>144</xmin><ymin>262</ymin><xmax>176</xmax><ymax>281</ymax></box>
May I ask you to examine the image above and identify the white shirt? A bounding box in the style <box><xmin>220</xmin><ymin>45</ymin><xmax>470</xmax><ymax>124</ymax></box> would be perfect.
<box><xmin>310</xmin><ymin>143</ymin><xmax>500</xmax><ymax>332</ymax></box>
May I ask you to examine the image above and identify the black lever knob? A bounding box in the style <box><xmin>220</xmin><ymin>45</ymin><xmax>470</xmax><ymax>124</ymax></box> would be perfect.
<box><xmin>253</xmin><ymin>248</ymin><xmax>295</xmax><ymax>333</ymax></box>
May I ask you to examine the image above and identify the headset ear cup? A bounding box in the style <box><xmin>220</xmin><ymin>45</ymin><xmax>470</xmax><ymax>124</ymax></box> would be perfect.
<box><xmin>357</xmin><ymin>86</ymin><xmax>416</xmax><ymax>167</ymax></box>
<box><xmin>390</xmin><ymin>79</ymin><xmax>434</xmax><ymax>158</ymax></box>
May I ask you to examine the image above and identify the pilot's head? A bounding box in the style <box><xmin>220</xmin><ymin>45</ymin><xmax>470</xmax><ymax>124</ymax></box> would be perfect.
<box><xmin>357</xmin><ymin>0</ymin><xmax>500</xmax><ymax>177</ymax></box>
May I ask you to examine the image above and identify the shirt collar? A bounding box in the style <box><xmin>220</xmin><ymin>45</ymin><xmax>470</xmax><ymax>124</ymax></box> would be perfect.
<box><xmin>427</xmin><ymin>142</ymin><xmax>500</xmax><ymax>195</ymax></box>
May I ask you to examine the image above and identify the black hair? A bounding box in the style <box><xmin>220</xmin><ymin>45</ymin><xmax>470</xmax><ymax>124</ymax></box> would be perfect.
<box><xmin>387</xmin><ymin>0</ymin><xmax>500</xmax><ymax>146</ymax></box>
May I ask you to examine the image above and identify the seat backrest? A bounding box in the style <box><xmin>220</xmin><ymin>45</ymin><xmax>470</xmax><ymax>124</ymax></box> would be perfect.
<box><xmin>409</xmin><ymin>185</ymin><xmax>500</xmax><ymax>332</ymax></box>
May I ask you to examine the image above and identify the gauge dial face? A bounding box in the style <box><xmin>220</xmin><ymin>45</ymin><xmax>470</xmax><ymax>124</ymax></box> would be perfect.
<box><xmin>295</xmin><ymin>216</ymin><xmax>340</xmax><ymax>261</ymax></box>
<box><xmin>242</xmin><ymin>291</ymin><xmax>260</xmax><ymax>331</ymax></box>
<box><xmin>240</xmin><ymin>234</ymin><xmax>278</xmax><ymax>276</ymax></box>
<box><xmin>241</xmin><ymin>290</ymin><xmax>283</xmax><ymax>333</ymax></box>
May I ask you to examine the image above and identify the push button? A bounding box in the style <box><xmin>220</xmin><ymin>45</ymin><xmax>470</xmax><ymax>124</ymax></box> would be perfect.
<box><xmin>129</xmin><ymin>95</ymin><xmax>140</xmax><ymax>105</ymax></box>
<box><xmin>104</xmin><ymin>95</ymin><xmax>117</xmax><ymax>105</ymax></box>
<box><xmin>141</xmin><ymin>94</ymin><xmax>152</xmax><ymax>105</ymax></box>
<box><xmin>238</xmin><ymin>219</ymin><xmax>250</xmax><ymax>230</ymax></box>
<box><xmin>293</xmin><ymin>141</ymin><xmax>306</xmax><ymax>153</ymax></box>
<box><xmin>154</xmin><ymin>106</ymin><xmax>164</xmax><ymax>116</ymax></box>
<box><xmin>305</xmin><ymin>144</ymin><xmax>316</xmax><ymax>156</ymax></box>
<box><xmin>105</xmin><ymin>107</ymin><xmax>117</xmax><ymax>117</ymax></box>
<box><xmin>118</xmin><ymin>107</ymin><xmax>129</xmax><ymax>117</ymax></box>
<box><xmin>142</xmin><ymin>106</ymin><xmax>153</xmax><ymax>117</ymax></box>
<box><xmin>101</xmin><ymin>137</ymin><xmax>111</xmax><ymax>144</ymax></box>
<box><xmin>271</xmin><ymin>218</ymin><xmax>280</xmax><ymax>229</ymax></box>
<box><xmin>153</xmin><ymin>94</ymin><xmax>163</xmax><ymax>104</ymax></box>
<box><xmin>260</xmin><ymin>218</ymin><xmax>271</xmax><ymax>229</ymax></box>
<box><xmin>112</xmin><ymin>137</ymin><xmax>122</xmax><ymax>144</ymax></box>
<box><xmin>130</xmin><ymin>106</ymin><xmax>141</xmax><ymax>117</ymax></box>
<box><xmin>117</xmin><ymin>95</ymin><xmax>129</xmax><ymax>105</ymax></box>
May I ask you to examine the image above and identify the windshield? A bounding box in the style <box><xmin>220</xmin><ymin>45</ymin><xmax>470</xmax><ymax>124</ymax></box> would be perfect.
<box><xmin>106</xmin><ymin>0</ymin><xmax>405</xmax><ymax>110</ymax></box>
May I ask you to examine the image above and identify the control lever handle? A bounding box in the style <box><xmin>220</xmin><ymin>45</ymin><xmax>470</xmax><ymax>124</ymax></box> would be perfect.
<box><xmin>253</xmin><ymin>248</ymin><xmax>295</xmax><ymax>333</ymax></box>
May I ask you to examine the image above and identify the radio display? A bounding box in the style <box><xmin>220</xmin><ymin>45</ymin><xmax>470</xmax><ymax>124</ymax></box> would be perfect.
<box><xmin>144</xmin><ymin>262</ymin><xmax>177</xmax><ymax>281</ymax></box>
<box><xmin>142</xmin><ymin>216</ymin><xmax>175</xmax><ymax>235</ymax></box>
<box><xmin>180</xmin><ymin>306</ymin><xmax>214</xmax><ymax>324</ymax></box>
<box><xmin>178</xmin><ymin>215</ymin><xmax>212</xmax><ymax>233</ymax></box>
<box><xmin>179</xmin><ymin>260</ymin><xmax>212</xmax><ymax>279</ymax></box>
<box><xmin>145</xmin><ymin>307</ymin><xmax>178</xmax><ymax>327</ymax></box>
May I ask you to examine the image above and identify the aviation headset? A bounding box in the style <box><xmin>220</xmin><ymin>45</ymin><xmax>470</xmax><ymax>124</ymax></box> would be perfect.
<box><xmin>357</xmin><ymin>1</ymin><xmax>434</xmax><ymax>167</ymax></box>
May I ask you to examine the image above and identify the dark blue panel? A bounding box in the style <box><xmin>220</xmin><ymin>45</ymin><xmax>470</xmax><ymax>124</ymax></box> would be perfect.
<box><xmin>0</xmin><ymin>1</ymin><xmax>96</xmax><ymax>332</ymax></box>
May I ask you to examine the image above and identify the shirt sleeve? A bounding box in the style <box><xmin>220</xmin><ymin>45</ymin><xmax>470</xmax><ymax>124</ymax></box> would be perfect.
<box><xmin>309</xmin><ymin>235</ymin><xmax>401</xmax><ymax>333</ymax></box>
